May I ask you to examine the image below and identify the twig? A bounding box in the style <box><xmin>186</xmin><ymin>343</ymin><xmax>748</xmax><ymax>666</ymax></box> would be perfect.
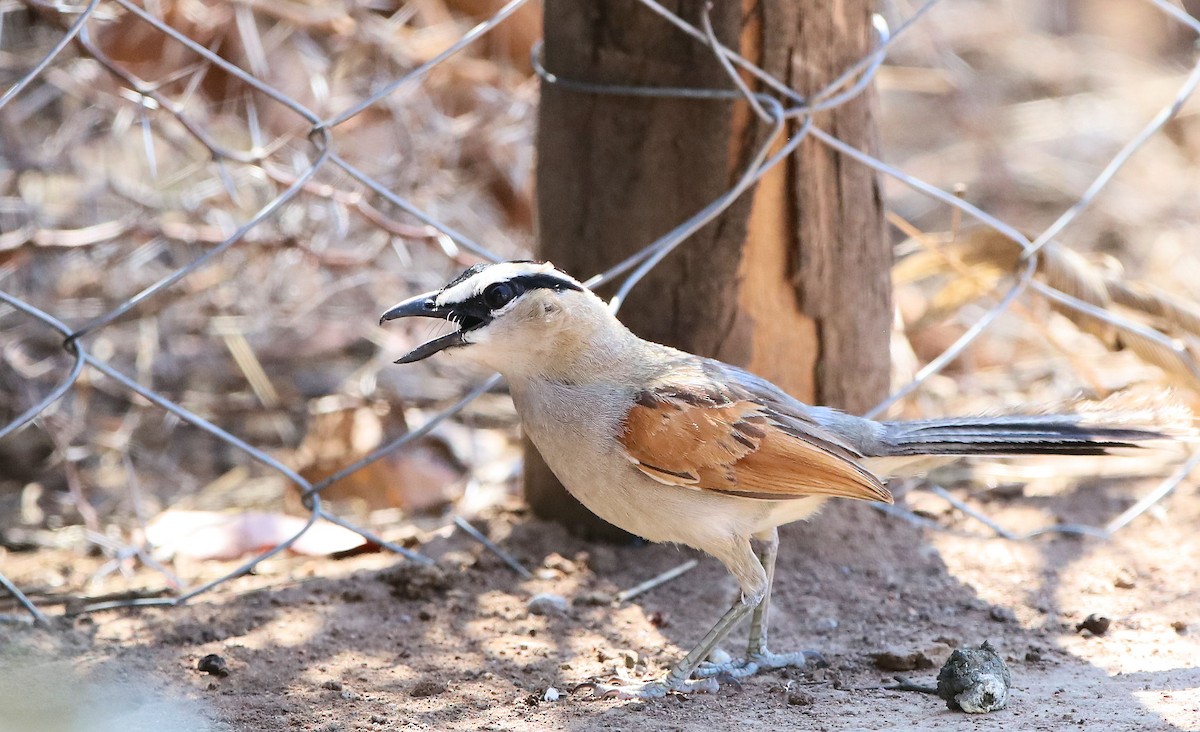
<box><xmin>884</xmin><ymin>675</ymin><xmax>939</xmax><ymax>695</ymax></box>
<box><xmin>617</xmin><ymin>559</ymin><xmax>699</xmax><ymax>603</ymax></box>
<box><xmin>22</xmin><ymin>587</ymin><xmax>174</xmax><ymax>612</ymax></box>
<box><xmin>454</xmin><ymin>516</ymin><xmax>532</xmax><ymax>579</ymax></box>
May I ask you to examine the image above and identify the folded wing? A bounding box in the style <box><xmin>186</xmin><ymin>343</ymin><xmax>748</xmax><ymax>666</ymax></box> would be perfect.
<box><xmin>617</xmin><ymin>367</ymin><xmax>892</xmax><ymax>504</ymax></box>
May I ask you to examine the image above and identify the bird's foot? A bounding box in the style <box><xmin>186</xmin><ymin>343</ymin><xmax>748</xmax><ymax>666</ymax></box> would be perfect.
<box><xmin>572</xmin><ymin>675</ymin><xmax>719</xmax><ymax>700</ymax></box>
<box><xmin>693</xmin><ymin>648</ymin><xmax>825</xmax><ymax>680</ymax></box>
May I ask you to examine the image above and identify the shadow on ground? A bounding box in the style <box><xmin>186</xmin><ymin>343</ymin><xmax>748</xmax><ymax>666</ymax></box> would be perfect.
<box><xmin>4</xmin><ymin>482</ymin><xmax>1198</xmax><ymax>731</ymax></box>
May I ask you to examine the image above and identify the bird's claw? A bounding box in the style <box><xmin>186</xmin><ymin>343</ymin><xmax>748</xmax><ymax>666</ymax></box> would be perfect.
<box><xmin>694</xmin><ymin>649</ymin><xmax>825</xmax><ymax>679</ymax></box>
<box><xmin>571</xmin><ymin>676</ymin><xmax>719</xmax><ymax>700</ymax></box>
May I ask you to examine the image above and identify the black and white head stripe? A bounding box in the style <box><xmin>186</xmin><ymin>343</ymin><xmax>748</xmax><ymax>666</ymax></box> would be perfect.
<box><xmin>433</xmin><ymin>261</ymin><xmax>584</xmax><ymax>314</ymax></box>
<box><xmin>380</xmin><ymin>262</ymin><xmax>584</xmax><ymax>363</ymax></box>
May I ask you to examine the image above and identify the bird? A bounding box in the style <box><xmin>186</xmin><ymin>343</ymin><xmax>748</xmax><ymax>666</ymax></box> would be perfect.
<box><xmin>381</xmin><ymin>260</ymin><xmax>1173</xmax><ymax>699</ymax></box>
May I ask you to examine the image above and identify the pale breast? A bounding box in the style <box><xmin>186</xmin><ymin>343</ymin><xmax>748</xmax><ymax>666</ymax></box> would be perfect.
<box><xmin>510</xmin><ymin>380</ymin><xmax>654</xmax><ymax>532</ymax></box>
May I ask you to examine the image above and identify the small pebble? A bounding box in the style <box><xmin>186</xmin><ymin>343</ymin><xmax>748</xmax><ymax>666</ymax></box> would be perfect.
<box><xmin>542</xmin><ymin>553</ymin><xmax>578</xmax><ymax>574</ymax></box>
<box><xmin>409</xmin><ymin>677</ymin><xmax>447</xmax><ymax>698</ymax></box>
<box><xmin>923</xmin><ymin>642</ymin><xmax>953</xmax><ymax>667</ymax></box>
<box><xmin>1076</xmin><ymin>614</ymin><xmax>1111</xmax><ymax>636</ymax></box>
<box><xmin>1171</xmin><ymin>620</ymin><xmax>1188</xmax><ymax>635</ymax></box>
<box><xmin>573</xmin><ymin>590</ymin><xmax>614</xmax><ymax>606</ymax></box>
<box><xmin>197</xmin><ymin>654</ymin><xmax>229</xmax><ymax>677</ymax></box>
<box><xmin>542</xmin><ymin>687</ymin><xmax>561</xmax><ymax>702</ymax></box>
<box><xmin>598</xmin><ymin>648</ymin><xmax>641</xmax><ymax>669</ymax></box>
<box><xmin>871</xmin><ymin>648</ymin><xmax>934</xmax><ymax>672</ymax></box>
<box><xmin>787</xmin><ymin>690</ymin><xmax>815</xmax><ymax>706</ymax></box>
<box><xmin>988</xmin><ymin>483</ymin><xmax>1025</xmax><ymax>500</ymax></box>
<box><xmin>1113</xmin><ymin>570</ymin><xmax>1137</xmax><ymax>589</ymax></box>
<box><xmin>814</xmin><ymin>617</ymin><xmax>839</xmax><ymax>632</ymax></box>
<box><xmin>437</xmin><ymin>551</ymin><xmax>477</xmax><ymax>572</ymax></box>
<box><xmin>526</xmin><ymin>593</ymin><xmax>569</xmax><ymax>616</ymax></box>
<box><xmin>322</xmin><ymin>680</ymin><xmax>343</xmax><ymax>691</ymax></box>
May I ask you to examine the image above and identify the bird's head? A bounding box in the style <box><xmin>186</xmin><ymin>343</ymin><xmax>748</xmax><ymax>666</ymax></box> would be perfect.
<box><xmin>380</xmin><ymin>261</ymin><xmax>618</xmax><ymax>376</ymax></box>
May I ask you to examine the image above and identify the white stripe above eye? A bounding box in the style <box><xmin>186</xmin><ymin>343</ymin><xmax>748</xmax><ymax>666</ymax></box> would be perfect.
<box><xmin>434</xmin><ymin>261</ymin><xmax>567</xmax><ymax>306</ymax></box>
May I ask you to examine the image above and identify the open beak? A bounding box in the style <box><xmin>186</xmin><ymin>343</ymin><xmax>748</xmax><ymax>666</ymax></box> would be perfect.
<box><xmin>380</xmin><ymin>291</ymin><xmax>468</xmax><ymax>364</ymax></box>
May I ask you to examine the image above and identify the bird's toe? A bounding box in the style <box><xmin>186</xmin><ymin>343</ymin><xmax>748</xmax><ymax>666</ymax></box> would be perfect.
<box><xmin>694</xmin><ymin>647</ymin><xmax>823</xmax><ymax>679</ymax></box>
<box><xmin>572</xmin><ymin>676</ymin><xmax>719</xmax><ymax>699</ymax></box>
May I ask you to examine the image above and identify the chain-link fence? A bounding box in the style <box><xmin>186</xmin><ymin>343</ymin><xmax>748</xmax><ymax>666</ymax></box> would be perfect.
<box><xmin>2</xmin><ymin>0</ymin><xmax>1199</xmax><ymax>626</ymax></box>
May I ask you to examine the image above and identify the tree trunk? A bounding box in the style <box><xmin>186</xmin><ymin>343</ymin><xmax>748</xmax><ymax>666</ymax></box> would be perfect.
<box><xmin>529</xmin><ymin>0</ymin><xmax>890</xmax><ymax>539</ymax></box>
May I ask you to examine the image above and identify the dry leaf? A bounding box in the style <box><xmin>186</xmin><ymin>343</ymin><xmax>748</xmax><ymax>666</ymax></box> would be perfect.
<box><xmin>146</xmin><ymin>509</ymin><xmax>368</xmax><ymax>560</ymax></box>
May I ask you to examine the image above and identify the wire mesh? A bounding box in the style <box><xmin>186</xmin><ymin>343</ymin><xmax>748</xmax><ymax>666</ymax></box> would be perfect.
<box><xmin>1</xmin><ymin>0</ymin><xmax>1199</xmax><ymax>625</ymax></box>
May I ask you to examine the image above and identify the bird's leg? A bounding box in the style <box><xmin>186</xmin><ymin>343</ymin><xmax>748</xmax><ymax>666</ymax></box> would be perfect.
<box><xmin>576</xmin><ymin>538</ymin><xmax>764</xmax><ymax>699</ymax></box>
<box><xmin>695</xmin><ymin>528</ymin><xmax>822</xmax><ymax>679</ymax></box>
<box><xmin>746</xmin><ymin>526</ymin><xmax>779</xmax><ymax>656</ymax></box>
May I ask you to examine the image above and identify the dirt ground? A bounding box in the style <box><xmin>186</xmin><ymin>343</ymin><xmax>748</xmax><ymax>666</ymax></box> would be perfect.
<box><xmin>4</xmin><ymin>458</ymin><xmax>1198</xmax><ymax>732</ymax></box>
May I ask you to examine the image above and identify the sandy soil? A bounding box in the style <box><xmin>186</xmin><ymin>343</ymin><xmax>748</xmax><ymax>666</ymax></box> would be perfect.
<box><xmin>3</xmin><ymin>461</ymin><xmax>1198</xmax><ymax>732</ymax></box>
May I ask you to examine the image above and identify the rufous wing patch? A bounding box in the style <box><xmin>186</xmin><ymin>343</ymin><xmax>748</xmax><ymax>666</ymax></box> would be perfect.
<box><xmin>619</xmin><ymin>387</ymin><xmax>892</xmax><ymax>504</ymax></box>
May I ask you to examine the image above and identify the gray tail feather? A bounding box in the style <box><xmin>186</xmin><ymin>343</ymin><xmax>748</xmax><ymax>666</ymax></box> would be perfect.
<box><xmin>878</xmin><ymin>415</ymin><xmax>1168</xmax><ymax>457</ymax></box>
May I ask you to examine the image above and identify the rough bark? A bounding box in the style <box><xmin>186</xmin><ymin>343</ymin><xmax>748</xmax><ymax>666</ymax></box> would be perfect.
<box><xmin>787</xmin><ymin>0</ymin><xmax>892</xmax><ymax>412</ymax></box>
<box><xmin>528</xmin><ymin>0</ymin><xmax>890</xmax><ymax>539</ymax></box>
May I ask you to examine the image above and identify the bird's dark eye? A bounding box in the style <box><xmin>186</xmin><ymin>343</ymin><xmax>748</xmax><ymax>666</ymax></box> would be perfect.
<box><xmin>483</xmin><ymin>282</ymin><xmax>519</xmax><ymax>310</ymax></box>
